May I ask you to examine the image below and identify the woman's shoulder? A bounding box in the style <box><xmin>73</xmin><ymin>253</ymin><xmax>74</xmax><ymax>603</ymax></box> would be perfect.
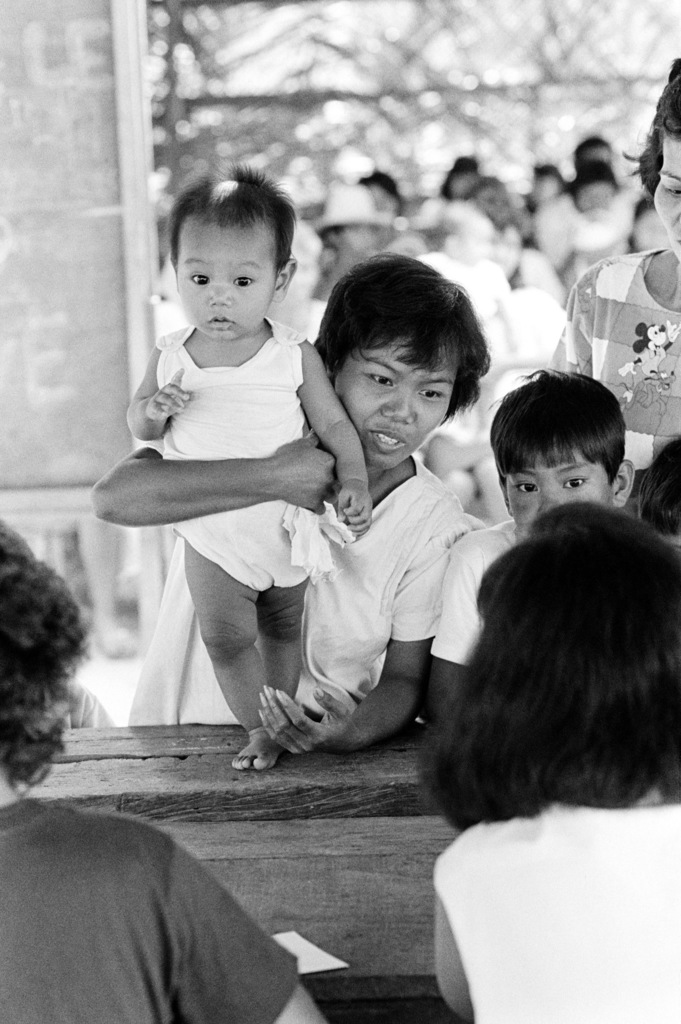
<box><xmin>408</xmin><ymin>462</ymin><xmax>476</xmax><ymax>526</ymax></box>
<box><xmin>575</xmin><ymin>248</ymin><xmax>666</xmax><ymax>299</ymax></box>
<box><xmin>437</xmin><ymin>802</ymin><xmax>681</xmax><ymax>880</ymax></box>
<box><xmin>445</xmin><ymin>518</ymin><xmax>516</xmax><ymax>568</ymax></box>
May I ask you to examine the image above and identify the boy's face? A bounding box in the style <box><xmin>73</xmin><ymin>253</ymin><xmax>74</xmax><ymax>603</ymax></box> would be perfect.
<box><xmin>503</xmin><ymin>455</ymin><xmax>633</xmax><ymax>540</ymax></box>
<box><xmin>175</xmin><ymin>217</ymin><xmax>294</xmax><ymax>345</ymax></box>
<box><xmin>333</xmin><ymin>341</ymin><xmax>456</xmax><ymax>475</ymax></box>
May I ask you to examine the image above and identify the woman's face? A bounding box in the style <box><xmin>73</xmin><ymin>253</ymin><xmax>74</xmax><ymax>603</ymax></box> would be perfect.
<box><xmin>654</xmin><ymin>134</ymin><xmax>681</xmax><ymax>261</ymax></box>
<box><xmin>333</xmin><ymin>342</ymin><xmax>456</xmax><ymax>475</ymax></box>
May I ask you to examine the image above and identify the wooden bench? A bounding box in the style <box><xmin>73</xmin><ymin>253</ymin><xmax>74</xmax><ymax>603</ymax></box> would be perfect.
<box><xmin>36</xmin><ymin>723</ymin><xmax>463</xmax><ymax>1022</ymax></box>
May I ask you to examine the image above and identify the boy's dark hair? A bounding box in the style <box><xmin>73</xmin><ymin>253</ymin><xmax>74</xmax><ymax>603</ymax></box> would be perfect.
<box><xmin>490</xmin><ymin>370</ymin><xmax>625</xmax><ymax>483</ymax></box>
<box><xmin>169</xmin><ymin>165</ymin><xmax>296</xmax><ymax>271</ymax></box>
<box><xmin>425</xmin><ymin>503</ymin><xmax>681</xmax><ymax>830</ymax></box>
<box><xmin>637</xmin><ymin>59</ymin><xmax>681</xmax><ymax>196</ymax></box>
<box><xmin>639</xmin><ymin>437</ymin><xmax>681</xmax><ymax>536</ymax></box>
<box><xmin>0</xmin><ymin>523</ymin><xmax>87</xmax><ymax>788</ymax></box>
<box><xmin>316</xmin><ymin>253</ymin><xmax>491</xmax><ymax>419</ymax></box>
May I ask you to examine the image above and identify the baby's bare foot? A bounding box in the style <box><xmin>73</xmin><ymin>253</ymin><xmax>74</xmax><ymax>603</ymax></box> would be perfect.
<box><xmin>232</xmin><ymin>728</ymin><xmax>283</xmax><ymax>771</ymax></box>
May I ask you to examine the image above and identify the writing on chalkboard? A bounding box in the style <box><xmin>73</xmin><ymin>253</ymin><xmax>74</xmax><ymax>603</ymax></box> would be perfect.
<box><xmin>0</xmin><ymin>1</ymin><xmax>139</xmax><ymax>489</ymax></box>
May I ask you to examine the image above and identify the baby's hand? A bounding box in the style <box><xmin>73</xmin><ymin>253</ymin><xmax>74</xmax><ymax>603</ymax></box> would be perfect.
<box><xmin>145</xmin><ymin>370</ymin><xmax>190</xmax><ymax>422</ymax></box>
<box><xmin>337</xmin><ymin>479</ymin><xmax>372</xmax><ymax>537</ymax></box>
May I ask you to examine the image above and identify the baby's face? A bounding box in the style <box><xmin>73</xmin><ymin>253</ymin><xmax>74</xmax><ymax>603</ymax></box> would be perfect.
<box><xmin>503</xmin><ymin>456</ymin><xmax>627</xmax><ymax>539</ymax></box>
<box><xmin>175</xmin><ymin>217</ymin><xmax>292</xmax><ymax>345</ymax></box>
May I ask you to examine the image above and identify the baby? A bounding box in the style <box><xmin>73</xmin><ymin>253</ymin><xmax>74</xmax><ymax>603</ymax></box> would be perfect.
<box><xmin>128</xmin><ymin>167</ymin><xmax>371</xmax><ymax>770</ymax></box>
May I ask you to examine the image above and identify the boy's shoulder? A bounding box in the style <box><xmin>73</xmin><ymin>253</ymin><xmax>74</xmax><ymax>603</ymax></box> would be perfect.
<box><xmin>447</xmin><ymin>518</ymin><xmax>516</xmax><ymax>566</ymax></box>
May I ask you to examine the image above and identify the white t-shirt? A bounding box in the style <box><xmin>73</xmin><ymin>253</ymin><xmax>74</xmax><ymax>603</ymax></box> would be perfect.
<box><xmin>435</xmin><ymin>803</ymin><xmax>681</xmax><ymax>1024</ymax></box>
<box><xmin>129</xmin><ymin>462</ymin><xmax>477</xmax><ymax>725</ymax></box>
<box><xmin>431</xmin><ymin>519</ymin><xmax>516</xmax><ymax>665</ymax></box>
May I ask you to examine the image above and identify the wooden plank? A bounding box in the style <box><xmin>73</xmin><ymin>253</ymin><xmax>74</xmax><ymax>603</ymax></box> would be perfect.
<box><xmin>159</xmin><ymin>820</ymin><xmax>456</xmax><ymax>985</ymax></box>
<box><xmin>37</xmin><ymin>748</ymin><xmax>432</xmax><ymax>820</ymax></box>
<box><xmin>158</xmin><ymin>817</ymin><xmax>456</xmax><ymax>860</ymax></box>
<box><xmin>40</xmin><ymin>724</ymin><xmax>442</xmax><ymax>821</ymax></box>
<box><xmin>54</xmin><ymin>725</ymin><xmax>248</xmax><ymax>761</ymax></box>
<box><xmin>55</xmin><ymin>723</ymin><xmax>426</xmax><ymax>761</ymax></box>
<box><xmin>206</xmin><ymin>851</ymin><xmax>437</xmax><ymax>976</ymax></box>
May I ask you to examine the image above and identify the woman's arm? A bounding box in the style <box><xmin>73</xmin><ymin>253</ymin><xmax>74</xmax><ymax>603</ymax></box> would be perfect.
<box><xmin>258</xmin><ymin>636</ymin><xmax>431</xmax><ymax>754</ymax></box>
<box><xmin>273</xmin><ymin>983</ymin><xmax>329</xmax><ymax>1024</ymax></box>
<box><xmin>435</xmin><ymin>895</ymin><xmax>474</xmax><ymax>1021</ymax></box>
<box><xmin>92</xmin><ymin>436</ymin><xmax>337</xmax><ymax>527</ymax></box>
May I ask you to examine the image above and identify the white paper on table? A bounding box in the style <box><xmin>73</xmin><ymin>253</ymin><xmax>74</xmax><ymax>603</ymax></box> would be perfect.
<box><xmin>272</xmin><ymin>931</ymin><xmax>349</xmax><ymax>974</ymax></box>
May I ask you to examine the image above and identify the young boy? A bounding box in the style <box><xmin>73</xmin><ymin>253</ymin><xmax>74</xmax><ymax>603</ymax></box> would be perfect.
<box><xmin>638</xmin><ymin>435</ymin><xmax>681</xmax><ymax>553</ymax></box>
<box><xmin>427</xmin><ymin>370</ymin><xmax>634</xmax><ymax>720</ymax></box>
<box><xmin>0</xmin><ymin>520</ymin><xmax>326</xmax><ymax>1024</ymax></box>
<box><xmin>128</xmin><ymin>167</ymin><xmax>371</xmax><ymax>771</ymax></box>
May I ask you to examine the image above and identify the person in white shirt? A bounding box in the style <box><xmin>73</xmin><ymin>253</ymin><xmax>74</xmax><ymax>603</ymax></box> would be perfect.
<box><xmin>426</xmin><ymin>502</ymin><xmax>681</xmax><ymax>1024</ymax></box>
<box><xmin>427</xmin><ymin>370</ymin><xmax>634</xmax><ymax>722</ymax></box>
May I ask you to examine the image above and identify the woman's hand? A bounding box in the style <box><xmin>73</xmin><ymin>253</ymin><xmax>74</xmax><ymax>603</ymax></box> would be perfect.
<box><xmin>270</xmin><ymin>434</ymin><xmax>338</xmax><ymax>512</ymax></box>
<box><xmin>258</xmin><ymin>685</ymin><xmax>358</xmax><ymax>753</ymax></box>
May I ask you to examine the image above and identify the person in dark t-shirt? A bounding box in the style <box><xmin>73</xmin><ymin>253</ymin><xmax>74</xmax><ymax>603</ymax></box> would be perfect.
<box><xmin>0</xmin><ymin>521</ymin><xmax>327</xmax><ymax>1024</ymax></box>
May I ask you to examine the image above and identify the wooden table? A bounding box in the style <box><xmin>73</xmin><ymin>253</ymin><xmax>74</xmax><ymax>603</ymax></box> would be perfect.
<box><xmin>36</xmin><ymin>723</ymin><xmax>463</xmax><ymax>1023</ymax></box>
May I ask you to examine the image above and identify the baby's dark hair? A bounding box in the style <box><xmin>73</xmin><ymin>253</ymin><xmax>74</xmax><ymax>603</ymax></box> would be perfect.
<box><xmin>0</xmin><ymin>522</ymin><xmax>87</xmax><ymax>789</ymax></box>
<box><xmin>425</xmin><ymin>503</ymin><xmax>681</xmax><ymax>830</ymax></box>
<box><xmin>490</xmin><ymin>370</ymin><xmax>625</xmax><ymax>483</ymax></box>
<box><xmin>639</xmin><ymin>437</ymin><xmax>681</xmax><ymax>536</ymax></box>
<box><xmin>169</xmin><ymin>165</ymin><xmax>296</xmax><ymax>271</ymax></box>
<box><xmin>637</xmin><ymin>59</ymin><xmax>681</xmax><ymax>196</ymax></box>
<box><xmin>316</xmin><ymin>253</ymin><xmax>491</xmax><ymax>420</ymax></box>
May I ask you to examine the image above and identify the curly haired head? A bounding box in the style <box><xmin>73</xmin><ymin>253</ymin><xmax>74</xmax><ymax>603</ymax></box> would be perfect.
<box><xmin>0</xmin><ymin>522</ymin><xmax>87</xmax><ymax>789</ymax></box>
<box><xmin>638</xmin><ymin>59</ymin><xmax>681</xmax><ymax>196</ymax></box>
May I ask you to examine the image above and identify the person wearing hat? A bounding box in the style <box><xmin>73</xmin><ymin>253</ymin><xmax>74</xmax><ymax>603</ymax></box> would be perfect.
<box><xmin>308</xmin><ymin>182</ymin><xmax>394</xmax><ymax>337</ymax></box>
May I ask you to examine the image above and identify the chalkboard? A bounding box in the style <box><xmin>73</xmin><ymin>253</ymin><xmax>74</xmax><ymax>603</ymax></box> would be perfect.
<box><xmin>0</xmin><ymin>0</ymin><xmax>155</xmax><ymax>490</ymax></box>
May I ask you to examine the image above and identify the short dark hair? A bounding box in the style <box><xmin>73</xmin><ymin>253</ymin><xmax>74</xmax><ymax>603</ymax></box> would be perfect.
<box><xmin>570</xmin><ymin>159</ymin><xmax>619</xmax><ymax>197</ymax></box>
<box><xmin>574</xmin><ymin>134</ymin><xmax>612</xmax><ymax>166</ymax></box>
<box><xmin>639</xmin><ymin>437</ymin><xmax>681</xmax><ymax>536</ymax></box>
<box><xmin>637</xmin><ymin>59</ymin><xmax>681</xmax><ymax>196</ymax></box>
<box><xmin>316</xmin><ymin>253</ymin><xmax>491</xmax><ymax>419</ymax></box>
<box><xmin>359</xmin><ymin>170</ymin><xmax>403</xmax><ymax>214</ymax></box>
<box><xmin>490</xmin><ymin>370</ymin><xmax>625</xmax><ymax>483</ymax></box>
<box><xmin>533</xmin><ymin>162</ymin><xmax>565</xmax><ymax>185</ymax></box>
<box><xmin>425</xmin><ymin>503</ymin><xmax>681</xmax><ymax>830</ymax></box>
<box><xmin>0</xmin><ymin>522</ymin><xmax>87</xmax><ymax>788</ymax></box>
<box><xmin>440</xmin><ymin>156</ymin><xmax>480</xmax><ymax>200</ymax></box>
<box><xmin>169</xmin><ymin>165</ymin><xmax>296</xmax><ymax>270</ymax></box>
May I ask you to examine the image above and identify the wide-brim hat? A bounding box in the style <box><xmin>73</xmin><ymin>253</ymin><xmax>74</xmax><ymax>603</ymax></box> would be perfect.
<box><xmin>316</xmin><ymin>183</ymin><xmax>394</xmax><ymax>232</ymax></box>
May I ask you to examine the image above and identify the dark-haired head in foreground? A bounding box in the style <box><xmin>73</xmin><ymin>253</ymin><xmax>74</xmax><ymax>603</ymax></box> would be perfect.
<box><xmin>0</xmin><ymin>522</ymin><xmax>87</xmax><ymax>790</ymax></box>
<box><xmin>426</xmin><ymin>503</ymin><xmax>681</xmax><ymax>831</ymax></box>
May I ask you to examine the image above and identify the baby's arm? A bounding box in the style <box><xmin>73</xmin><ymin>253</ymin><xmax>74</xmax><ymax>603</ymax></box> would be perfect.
<box><xmin>297</xmin><ymin>342</ymin><xmax>372</xmax><ymax>532</ymax></box>
<box><xmin>127</xmin><ymin>349</ymin><xmax>191</xmax><ymax>441</ymax></box>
